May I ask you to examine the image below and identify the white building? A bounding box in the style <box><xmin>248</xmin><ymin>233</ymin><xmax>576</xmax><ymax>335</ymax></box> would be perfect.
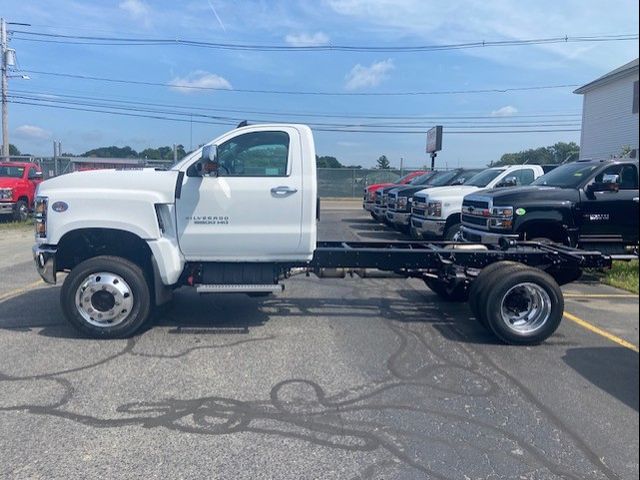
<box><xmin>574</xmin><ymin>58</ymin><xmax>639</xmax><ymax>159</ymax></box>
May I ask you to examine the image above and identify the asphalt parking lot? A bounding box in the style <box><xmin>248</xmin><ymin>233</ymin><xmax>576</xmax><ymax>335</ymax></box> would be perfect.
<box><xmin>1</xmin><ymin>202</ymin><xmax>638</xmax><ymax>479</ymax></box>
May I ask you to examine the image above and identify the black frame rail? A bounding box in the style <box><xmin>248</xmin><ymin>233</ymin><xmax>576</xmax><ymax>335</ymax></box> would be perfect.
<box><xmin>310</xmin><ymin>240</ymin><xmax>612</xmax><ymax>272</ymax></box>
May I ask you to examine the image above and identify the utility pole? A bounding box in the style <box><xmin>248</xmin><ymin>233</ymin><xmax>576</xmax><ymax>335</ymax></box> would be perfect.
<box><xmin>1</xmin><ymin>18</ymin><xmax>8</xmax><ymax>160</ymax></box>
<box><xmin>399</xmin><ymin>157</ymin><xmax>404</xmax><ymax>176</ymax></box>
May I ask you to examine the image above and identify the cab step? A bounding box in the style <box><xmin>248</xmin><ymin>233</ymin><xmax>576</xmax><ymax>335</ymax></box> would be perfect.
<box><xmin>195</xmin><ymin>284</ymin><xmax>284</xmax><ymax>294</ymax></box>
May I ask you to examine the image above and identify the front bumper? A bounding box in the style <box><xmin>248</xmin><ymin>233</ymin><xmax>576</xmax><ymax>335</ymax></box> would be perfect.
<box><xmin>33</xmin><ymin>244</ymin><xmax>57</xmax><ymax>284</ymax></box>
<box><xmin>386</xmin><ymin>210</ymin><xmax>411</xmax><ymax>226</ymax></box>
<box><xmin>411</xmin><ymin>217</ymin><xmax>445</xmax><ymax>238</ymax></box>
<box><xmin>372</xmin><ymin>205</ymin><xmax>387</xmax><ymax>218</ymax></box>
<box><xmin>460</xmin><ymin>225</ymin><xmax>518</xmax><ymax>244</ymax></box>
<box><xmin>0</xmin><ymin>202</ymin><xmax>16</xmax><ymax>215</ymax></box>
<box><xmin>363</xmin><ymin>201</ymin><xmax>375</xmax><ymax>212</ymax></box>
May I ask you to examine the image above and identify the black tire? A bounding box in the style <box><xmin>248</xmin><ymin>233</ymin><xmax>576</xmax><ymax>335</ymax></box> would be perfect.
<box><xmin>444</xmin><ymin>222</ymin><xmax>461</xmax><ymax>241</ymax></box>
<box><xmin>481</xmin><ymin>267</ymin><xmax>564</xmax><ymax>345</ymax></box>
<box><xmin>13</xmin><ymin>199</ymin><xmax>28</xmax><ymax>222</ymax></box>
<box><xmin>468</xmin><ymin>261</ymin><xmax>528</xmax><ymax>326</ymax></box>
<box><xmin>61</xmin><ymin>255</ymin><xmax>152</xmax><ymax>338</ymax></box>
<box><xmin>424</xmin><ymin>278</ymin><xmax>468</xmax><ymax>302</ymax></box>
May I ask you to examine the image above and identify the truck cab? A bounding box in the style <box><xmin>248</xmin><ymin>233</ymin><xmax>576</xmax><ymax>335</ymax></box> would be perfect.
<box><xmin>460</xmin><ymin>159</ymin><xmax>639</xmax><ymax>255</ymax></box>
<box><xmin>0</xmin><ymin>161</ymin><xmax>43</xmax><ymax>221</ymax></box>
<box><xmin>410</xmin><ymin>165</ymin><xmax>547</xmax><ymax>240</ymax></box>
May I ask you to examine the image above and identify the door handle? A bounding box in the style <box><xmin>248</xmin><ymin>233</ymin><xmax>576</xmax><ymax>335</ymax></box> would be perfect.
<box><xmin>271</xmin><ymin>186</ymin><xmax>298</xmax><ymax>196</ymax></box>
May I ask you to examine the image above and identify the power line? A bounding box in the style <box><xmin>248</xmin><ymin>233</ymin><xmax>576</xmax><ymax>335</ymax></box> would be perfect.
<box><xmin>9</xmin><ymin>30</ymin><xmax>639</xmax><ymax>52</ymax></box>
<box><xmin>11</xmin><ymin>88</ymin><xmax>582</xmax><ymax>120</ymax></box>
<box><xmin>8</xmin><ymin>91</ymin><xmax>582</xmax><ymax>127</ymax></box>
<box><xmin>8</xmin><ymin>93</ymin><xmax>582</xmax><ymax>127</ymax></box>
<box><xmin>9</xmin><ymin>99</ymin><xmax>581</xmax><ymax>134</ymax></box>
<box><xmin>20</xmin><ymin>69</ymin><xmax>581</xmax><ymax>96</ymax></box>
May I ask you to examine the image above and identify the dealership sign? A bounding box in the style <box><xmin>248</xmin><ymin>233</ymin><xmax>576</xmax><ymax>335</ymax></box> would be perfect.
<box><xmin>426</xmin><ymin>126</ymin><xmax>443</xmax><ymax>154</ymax></box>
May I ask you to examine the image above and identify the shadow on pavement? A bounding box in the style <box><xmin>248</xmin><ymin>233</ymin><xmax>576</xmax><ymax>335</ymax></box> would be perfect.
<box><xmin>563</xmin><ymin>346</ymin><xmax>639</xmax><ymax>411</ymax></box>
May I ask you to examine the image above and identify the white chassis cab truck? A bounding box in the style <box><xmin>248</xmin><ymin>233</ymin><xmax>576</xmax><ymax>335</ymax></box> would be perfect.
<box><xmin>32</xmin><ymin>124</ymin><xmax>609</xmax><ymax>344</ymax></box>
<box><xmin>410</xmin><ymin>165</ymin><xmax>549</xmax><ymax>241</ymax></box>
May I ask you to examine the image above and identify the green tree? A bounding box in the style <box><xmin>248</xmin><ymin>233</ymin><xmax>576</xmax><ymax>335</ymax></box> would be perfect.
<box><xmin>489</xmin><ymin>142</ymin><xmax>579</xmax><ymax>167</ymax></box>
<box><xmin>376</xmin><ymin>155</ymin><xmax>391</xmax><ymax>169</ymax></box>
<box><xmin>9</xmin><ymin>144</ymin><xmax>20</xmax><ymax>156</ymax></box>
<box><xmin>82</xmin><ymin>146</ymin><xmax>139</xmax><ymax>158</ymax></box>
<box><xmin>316</xmin><ymin>155</ymin><xmax>343</xmax><ymax>168</ymax></box>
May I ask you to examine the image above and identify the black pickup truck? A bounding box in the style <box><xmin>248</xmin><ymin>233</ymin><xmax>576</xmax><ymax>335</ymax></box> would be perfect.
<box><xmin>460</xmin><ymin>159</ymin><xmax>639</xmax><ymax>256</ymax></box>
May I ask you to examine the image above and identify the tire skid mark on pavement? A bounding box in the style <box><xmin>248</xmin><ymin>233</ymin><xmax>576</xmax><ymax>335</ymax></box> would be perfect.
<box><xmin>0</xmin><ymin>281</ymin><xmax>626</xmax><ymax>479</ymax></box>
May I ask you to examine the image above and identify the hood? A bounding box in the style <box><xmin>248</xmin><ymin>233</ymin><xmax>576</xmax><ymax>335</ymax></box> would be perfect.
<box><xmin>391</xmin><ymin>184</ymin><xmax>438</xmax><ymax>197</ymax></box>
<box><xmin>472</xmin><ymin>186</ymin><xmax>580</xmax><ymax>205</ymax></box>
<box><xmin>0</xmin><ymin>177</ymin><xmax>22</xmax><ymax>189</ymax></box>
<box><xmin>380</xmin><ymin>184</ymin><xmax>404</xmax><ymax>195</ymax></box>
<box><xmin>414</xmin><ymin>185</ymin><xmax>479</xmax><ymax>199</ymax></box>
<box><xmin>365</xmin><ymin>182</ymin><xmax>393</xmax><ymax>192</ymax></box>
<box><xmin>38</xmin><ymin>168</ymin><xmax>180</xmax><ymax>204</ymax></box>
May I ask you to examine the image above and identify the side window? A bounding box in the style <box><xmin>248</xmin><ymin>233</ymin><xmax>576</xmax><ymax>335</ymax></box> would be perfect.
<box><xmin>518</xmin><ymin>168</ymin><xmax>536</xmax><ymax>185</ymax></box>
<box><xmin>593</xmin><ymin>164</ymin><xmax>639</xmax><ymax>190</ymax></box>
<box><xmin>217</xmin><ymin>131</ymin><xmax>289</xmax><ymax>177</ymax></box>
<box><xmin>28</xmin><ymin>167</ymin><xmax>39</xmax><ymax>179</ymax></box>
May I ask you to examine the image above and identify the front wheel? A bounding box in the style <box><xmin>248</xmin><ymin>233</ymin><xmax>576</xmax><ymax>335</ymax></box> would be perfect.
<box><xmin>61</xmin><ymin>255</ymin><xmax>151</xmax><ymax>338</ymax></box>
<box><xmin>13</xmin><ymin>200</ymin><xmax>28</xmax><ymax>222</ymax></box>
<box><xmin>444</xmin><ymin>222</ymin><xmax>461</xmax><ymax>241</ymax></box>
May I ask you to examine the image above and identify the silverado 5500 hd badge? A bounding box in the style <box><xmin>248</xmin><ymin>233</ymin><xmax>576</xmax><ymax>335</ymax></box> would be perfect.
<box><xmin>185</xmin><ymin>215</ymin><xmax>230</xmax><ymax>225</ymax></box>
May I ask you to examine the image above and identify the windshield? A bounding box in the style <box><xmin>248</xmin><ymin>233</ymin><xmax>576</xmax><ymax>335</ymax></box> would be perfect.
<box><xmin>465</xmin><ymin>169</ymin><xmax>505</xmax><ymax>187</ymax></box>
<box><xmin>0</xmin><ymin>165</ymin><xmax>25</xmax><ymax>178</ymax></box>
<box><xmin>429</xmin><ymin>170</ymin><xmax>462</xmax><ymax>186</ymax></box>
<box><xmin>532</xmin><ymin>162</ymin><xmax>600</xmax><ymax>188</ymax></box>
<box><xmin>408</xmin><ymin>171</ymin><xmax>438</xmax><ymax>185</ymax></box>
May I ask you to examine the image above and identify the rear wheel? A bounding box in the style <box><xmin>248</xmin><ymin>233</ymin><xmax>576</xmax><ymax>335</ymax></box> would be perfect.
<box><xmin>468</xmin><ymin>261</ymin><xmax>527</xmax><ymax>326</ymax></box>
<box><xmin>481</xmin><ymin>267</ymin><xmax>563</xmax><ymax>345</ymax></box>
<box><xmin>13</xmin><ymin>199</ymin><xmax>28</xmax><ymax>222</ymax></box>
<box><xmin>61</xmin><ymin>255</ymin><xmax>151</xmax><ymax>338</ymax></box>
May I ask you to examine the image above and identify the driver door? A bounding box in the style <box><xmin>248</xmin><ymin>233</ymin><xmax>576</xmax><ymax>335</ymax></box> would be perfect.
<box><xmin>175</xmin><ymin>127</ymin><xmax>304</xmax><ymax>261</ymax></box>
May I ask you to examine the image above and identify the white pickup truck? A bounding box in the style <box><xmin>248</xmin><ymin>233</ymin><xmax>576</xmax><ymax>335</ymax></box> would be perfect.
<box><xmin>32</xmin><ymin>124</ymin><xmax>608</xmax><ymax>344</ymax></box>
<box><xmin>410</xmin><ymin>165</ymin><xmax>551</xmax><ymax>240</ymax></box>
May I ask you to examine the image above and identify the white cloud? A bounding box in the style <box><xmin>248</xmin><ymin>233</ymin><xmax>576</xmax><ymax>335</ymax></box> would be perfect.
<box><xmin>491</xmin><ymin>105</ymin><xmax>518</xmax><ymax>117</ymax></box>
<box><xmin>119</xmin><ymin>0</ymin><xmax>151</xmax><ymax>26</ymax></box>
<box><xmin>345</xmin><ymin>59</ymin><xmax>394</xmax><ymax>90</ymax></box>
<box><xmin>169</xmin><ymin>71</ymin><xmax>233</xmax><ymax>94</ymax></box>
<box><xmin>285</xmin><ymin>32</ymin><xmax>330</xmax><ymax>47</ymax></box>
<box><xmin>14</xmin><ymin>125</ymin><xmax>52</xmax><ymax>141</ymax></box>
<box><xmin>326</xmin><ymin>0</ymin><xmax>639</xmax><ymax>69</ymax></box>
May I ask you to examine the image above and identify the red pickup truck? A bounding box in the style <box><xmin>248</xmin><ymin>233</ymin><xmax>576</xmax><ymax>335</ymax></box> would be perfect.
<box><xmin>0</xmin><ymin>161</ymin><xmax>44</xmax><ymax>221</ymax></box>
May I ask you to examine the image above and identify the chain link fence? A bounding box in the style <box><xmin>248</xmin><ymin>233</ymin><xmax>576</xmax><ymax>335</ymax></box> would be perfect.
<box><xmin>317</xmin><ymin>168</ymin><xmax>423</xmax><ymax>198</ymax></box>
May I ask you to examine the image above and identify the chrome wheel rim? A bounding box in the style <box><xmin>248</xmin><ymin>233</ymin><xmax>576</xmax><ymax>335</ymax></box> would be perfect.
<box><xmin>499</xmin><ymin>282</ymin><xmax>551</xmax><ymax>335</ymax></box>
<box><xmin>18</xmin><ymin>203</ymin><xmax>28</xmax><ymax>220</ymax></box>
<box><xmin>75</xmin><ymin>272</ymin><xmax>134</xmax><ymax>327</ymax></box>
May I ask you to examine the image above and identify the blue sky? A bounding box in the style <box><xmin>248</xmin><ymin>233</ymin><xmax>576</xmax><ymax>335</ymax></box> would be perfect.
<box><xmin>4</xmin><ymin>0</ymin><xmax>639</xmax><ymax>167</ymax></box>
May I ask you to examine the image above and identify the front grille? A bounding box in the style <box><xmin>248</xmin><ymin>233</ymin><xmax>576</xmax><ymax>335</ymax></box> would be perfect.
<box><xmin>461</xmin><ymin>214</ymin><xmax>488</xmax><ymax>227</ymax></box>
<box><xmin>413</xmin><ymin>196</ymin><xmax>426</xmax><ymax>204</ymax></box>
<box><xmin>463</xmin><ymin>199</ymin><xmax>489</xmax><ymax>209</ymax></box>
<box><xmin>412</xmin><ymin>208</ymin><xmax>426</xmax><ymax>217</ymax></box>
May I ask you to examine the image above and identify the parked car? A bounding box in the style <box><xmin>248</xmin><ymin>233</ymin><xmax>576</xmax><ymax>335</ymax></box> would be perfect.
<box><xmin>385</xmin><ymin>169</ymin><xmax>483</xmax><ymax>232</ymax></box>
<box><xmin>363</xmin><ymin>170</ymin><xmax>426</xmax><ymax>215</ymax></box>
<box><xmin>460</xmin><ymin>159</ymin><xmax>639</xmax><ymax>255</ymax></box>
<box><xmin>0</xmin><ymin>161</ymin><xmax>43</xmax><ymax>221</ymax></box>
<box><xmin>371</xmin><ymin>170</ymin><xmax>440</xmax><ymax>221</ymax></box>
<box><xmin>410</xmin><ymin>165</ymin><xmax>550</xmax><ymax>240</ymax></box>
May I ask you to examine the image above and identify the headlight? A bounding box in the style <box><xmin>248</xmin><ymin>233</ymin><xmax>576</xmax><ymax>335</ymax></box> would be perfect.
<box><xmin>491</xmin><ymin>206</ymin><xmax>514</xmax><ymax>218</ymax></box>
<box><xmin>34</xmin><ymin>197</ymin><xmax>48</xmax><ymax>238</ymax></box>
<box><xmin>427</xmin><ymin>200</ymin><xmax>442</xmax><ymax>217</ymax></box>
<box><xmin>397</xmin><ymin>197</ymin><xmax>408</xmax><ymax>209</ymax></box>
<box><xmin>0</xmin><ymin>188</ymin><xmax>13</xmax><ymax>200</ymax></box>
<box><xmin>489</xmin><ymin>205</ymin><xmax>514</xmax><ymax>230</ymax></box>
